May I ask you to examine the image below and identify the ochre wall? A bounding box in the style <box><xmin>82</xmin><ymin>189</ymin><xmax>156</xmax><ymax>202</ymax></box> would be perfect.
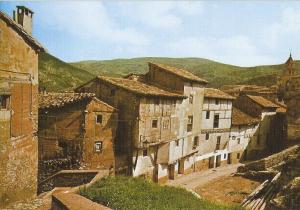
<box><xmin>0</xmin><ymin>18</ymin><xmax>39</xmax><ymax>207</ymax></box>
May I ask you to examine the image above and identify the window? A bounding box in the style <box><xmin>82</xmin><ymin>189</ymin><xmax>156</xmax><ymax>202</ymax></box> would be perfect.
<box><xmin>205</xmin><ymin>133</ymin><xmax>209</xmax><ymax>140</ymax></box>
<box><xmin>152</xmin><ymin>119</ymin><xmax>158</xmax><ymax>128</ymax></box>
<box><xmin>215</xmin><ymin>99</ymin><xmax>219</xmax><ymax>105</ymax></box>
<box><xmin>187</xmin><ymin>116</ymin><xmax>193</xmax><ymax>132</ymax></box>
<box><xmin>143</xmin><ymin>149</ymin><xmax>148</xmax><ymax>157</ymax></box>
<box><xmin>213</xmin><ymin>114</ymin><xmax>219</xmax><ymax>128</ymax></box>
<box><xmin>94</xmin><ymin>141</ymin><xmax>103</xmax><ymax>153</ymax></box>
<box><xmin>110</xmin><ymin>89</ymin><xmax>115</xmax><ymax>96</ymax></box>
<box><xmin>193</xmin><ymin>136</ymin><xmax>199</xmax><ymax>149</ymax></box>
<box><xmin>175</xmin><ymin>140</ymin><xmax>179</xmax><ymax>146</ymax></box>
<box><xmin>189</xmin><ymin>94</ymin><xmax>193</xmax><ymax>104</ymax></box>
<box><xmin>96</xmin><ymin>114</ymin><xmax>103</xmax><ymax>124</ymax></box>
<box><xmin>163</xmin><ymin>119</ymin><xmax>169</xmax><ymax>130</ymax></box>
<box><xmin>237</xmin><ymin>153</ymin><xmax>240</xmax><ymax>159</ymax></box>
<box><xmin>216</xmin><ymin>136</ymin><xmax>221</xmax><ymax>150</ymax></box>
<box><xmin>224</xmin><ymin>154</ymin><xmax>227</xmax><ymax>159</ymax></box>
<box><xmin>237</xmin><ymin>138</ymin><xmax>241</xmax><ymax>144</ymax></box>
<box><xmin>206</xmin><ymin>111</ymin><xmax>210</xmax><ymax>119</ymax></box>
<box><xmin>0</xmin><ymin>95</ymin><xmax>9</xmax><ymax>110</ymax></box>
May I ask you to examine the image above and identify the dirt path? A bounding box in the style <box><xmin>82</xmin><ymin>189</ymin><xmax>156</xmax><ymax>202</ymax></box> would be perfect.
<box><xmin>165</xmin><ymin>163</ymin><xmax>242</xmax><ymax>190</ymax></box>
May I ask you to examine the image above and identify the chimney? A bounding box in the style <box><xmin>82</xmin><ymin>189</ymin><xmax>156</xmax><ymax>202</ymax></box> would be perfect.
<box><xmin>13</xmin><ymin>6</ymin><xmax>34</xmax><ymax>35</ymax></box>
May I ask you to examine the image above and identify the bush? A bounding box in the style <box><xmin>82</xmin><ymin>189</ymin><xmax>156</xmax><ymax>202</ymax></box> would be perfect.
<box><xmin>80</xmin><ymin>176</ymin><xmax>244</xmax><ymax>210</ymax></box>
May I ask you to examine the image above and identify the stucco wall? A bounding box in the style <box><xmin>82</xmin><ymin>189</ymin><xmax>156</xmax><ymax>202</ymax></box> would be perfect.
<box><xmin>0</xmin><ymin>18</ymin><xmax>39</xmax><ymax>207</ymax></box>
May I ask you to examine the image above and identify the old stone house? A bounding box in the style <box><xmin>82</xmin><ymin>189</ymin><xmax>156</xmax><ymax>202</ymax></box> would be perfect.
<box><xmin>38</xmin><ymin>92</ymin><xmax>118</xmax><ymax>171</ymax></box>
<box><xmin>229</xmin><ymin>107</ymin><xmax>260</xmax><ymax>162</ymax></box>
<box><xmin>195</xmin><ymin>88</ymin><xmax>235</xmax><ymax>170</ymax></box>
<box><xmin>75</xmin><ymin>76</ymin><xmax>186</xmax><ymax>181</ymax></box>
<box><xmin>234</xmin><ymin>95</ymin><xmax>286</xmax><ymax>159</ymax></box>
<box><xmin>0</xmin><ymin>7</ymin><xmax>45</xmax><ymax>207</ymax></box>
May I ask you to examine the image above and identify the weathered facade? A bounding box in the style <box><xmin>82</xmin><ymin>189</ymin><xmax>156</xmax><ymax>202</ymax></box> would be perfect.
<box><xmin>278</xmin><ymin>54</ymin><xmax>300</xmax><ymax>143</ymax></box>
<box><xmin>0</xmin><ymin>7</ymin><xmax>44</xmax><ymax>207</ymax></box>
<box><xmin>75</xmin><ymin>76</ymin><xmax>186</xmax><ymax>181</ymax></box>
<box><xmin>38</xmin><ymin>92</ymin><xmax>118</xmax><ymax>171</ymax></box>
<box><xmin>234</xmin><ymin>95</ymin><xmax>286</xmax><ymax>159</ymax></box>
<box><xmin>195</xmin><ymin>88</ymin><xmax>235</xmax><ymax>169</ymax></box>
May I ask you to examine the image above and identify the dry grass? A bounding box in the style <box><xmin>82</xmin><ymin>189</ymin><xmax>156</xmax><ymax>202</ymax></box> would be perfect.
<box><xmin>195</xmin><ymin>175</ymin><xmax>261</xmax><ymax>205</ymax></box>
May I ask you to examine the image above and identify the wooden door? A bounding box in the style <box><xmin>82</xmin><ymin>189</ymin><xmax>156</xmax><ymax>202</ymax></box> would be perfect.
<box><xmin>216</xmin><ymin>155</ymin><xmax>221</xmax><ymax>167</ymax></box>
<box><xmin>209</xmin><ymin>156</ymin><xmax>215</xmax><ymax>168</ymax></box>
<box><xmin>227</xmin><ymin>153</ymin><xmax>232</xmax><ymax>164</ymax></box>
<box><xmin>178</xmin><ymin>159</ymin><xmax>185</xmax><ymax>174</ymax></box>
<box><xmin>168</xmin><ymin>164</ymin><xmax>175</xmax><ymax>180</ymax></box>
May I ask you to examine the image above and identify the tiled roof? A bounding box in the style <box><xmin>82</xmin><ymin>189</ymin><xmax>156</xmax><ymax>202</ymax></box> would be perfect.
<box><xmin>232</xmin><ymin>107</ymin><xmax>260</xmax><ymax>126</ymax></box>
<box><xmin>97</xmin><ymin>76</ymin><xmax>186</xmax><ymax>99</ymax></box>
<box><xmin>247</xmin><ymin>95</ymin><xmax>279</xmax><ymax>108</ymax></box>
<box><xmin>0</xmin><ymin>11</ymin><xmax>45</xmax><ymax>52</ymax></box>
<box><xmin>274</xmin><ymin>101</ymin><xmax>287</xmax><ymax>113</ymax></box>
<box><xmin>148</xmin><ymin>62</ymin><xmax>208</xmax><ymax>84</ymax></box>
<box><xmin>39</xmin><ymin>92</ymin><xmax>95</xmax><ymax>109</ymax></box>
<box><xmin>204</xmin><ymin>88</ymin><xmax>235</xmax><ymax>100</ymax></box>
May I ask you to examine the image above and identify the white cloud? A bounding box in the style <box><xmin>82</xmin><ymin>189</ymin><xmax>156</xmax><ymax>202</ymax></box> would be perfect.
<box><xmin>168</xmin><ymin>35</ymin><xmax>275</xmax><ymax>66</ymax></box>
<box><xmin>37</xmin><ymin>1</ymin><xmax>149</xmax><ymax>46</ymax></box>
<box><xmin>117</xmin><ymin>1</ymin><xmax>204</xmax><ymax>29</ymax></box>
<box><xmin>263</xmin><ymin>7</ymin><xmax>300</xmax><ymax>49</ymax></box>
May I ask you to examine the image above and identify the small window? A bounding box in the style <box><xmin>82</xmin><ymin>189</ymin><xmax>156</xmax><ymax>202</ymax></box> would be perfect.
<box><xmin>94</xmin><ymin>141</ymin><xmax>103</xmax><ymax>153</ymax></box>
<box><xmin>175</xmin><ymin>140</ymin><xmax>179</xmax><ymax>146</ymax></box>
<box><xmin>189</xmin><ymin>94</ymin><xmax>193</xmax><ymax>104</ymax></box>
<box><xmin>0</xmin><ymin>95</ymin><xmax>9</xmax><ymax>110</ymax></box>
<box><xmin>216</xmin><ymin>136</ymin><xmax>221</xmax><ymax>150</ymax></box>
<box><xmin>224</xmin><ymin>154</ymin><xmax>227</xmax><ymax>159</ymax></box>
<box><xmin>96</xmin><ymin>114</ymin><xmax>103</xmax><ymax>124</ymax></box>
<box><xmin>213</xmin><ymin>114</ymin><xmax>219</xmax><ymax>128</ymax></box>
<box><xmin>152</xmin><ymin>119</ymin><xmax>158</xmax><ymax>128</ymax></box>
<box><xmin>193</xmin><ymin>136</ymin><xmax>199</xmax><ymax>148</ymax></box>
<box><xmin>205</xmin><ymin>133</ymin><xmax>209</xmax><ymax>140</ymax></box>
<box><xmin>215</xmin><ymin>99</ymin><xmax>219</xmax><ymax>105</ymax></box>
<box><xmin>143</xmin><ymin>149</ymin><xmax>148</xmax><ymax>157</ymax></box>
<box><xmin>187</xmin><ymin>116</ymin><xmax>193</xmax><ymax>132</ymax></box>
<box><xmin>237</xmin><ymin>153</ymin><xmax>240</xmax><ymax>159</ymax></box>
<box><xmin>163</xmin><ymin>119</ymin><xmax>169</xmax><ymax>130</ymax></box>
<box><xmin>237</xmin><ymin>138</ymin><xmax>241</xmax><ymax>144</ymax></box>
<box><xmin>110</xmin><ymin>89</ymin><xmax>115</xmax><ymax>96</ymax></box>
<box><xmin>206</xmin><ymin>111</ymin><xmax>210</xmax><ymax>119</ymax></box>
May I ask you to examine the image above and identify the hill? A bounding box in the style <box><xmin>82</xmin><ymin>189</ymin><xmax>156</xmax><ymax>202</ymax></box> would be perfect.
<box><xmin>39</xmin><ymin>53</ymin><xmax>300</xmax><ymax>91</ymax></box>
<box><xmin>39</xmin><ymin>53</ymin><xmax>94</xmax><ymax>91</ymax></box>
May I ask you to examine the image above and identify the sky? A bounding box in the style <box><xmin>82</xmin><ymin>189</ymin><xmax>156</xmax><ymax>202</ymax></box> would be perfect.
<box><xmin>1</xmin><ymin>1</ymin><xmax>300</xmax><ymax>66</ymax></box>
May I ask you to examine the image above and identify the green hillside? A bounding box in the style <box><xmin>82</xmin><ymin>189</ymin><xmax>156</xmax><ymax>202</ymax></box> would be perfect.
<box><xmin>39</xmin><ymin>53</ymin><xmax>94</xmax><ymax>91</ymax></box>
<box><xmin>39</xmin><ymin>52</ymin><xmax>300</xmax><ymax>91</ymax></box>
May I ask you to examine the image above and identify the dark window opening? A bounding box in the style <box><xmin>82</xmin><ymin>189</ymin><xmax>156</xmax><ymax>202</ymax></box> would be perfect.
<box><xmin>213</xmin><ymin>114</ymin><xmax>219</xmax><ymax>128</ymax></box>
<box><xmin>206</xmin><ymin>111</ymin><xmax>210</xmax><ymax>119</ymax></box>
<box><xmin>237</xmin><ymin>153</ymin><xmax>240</xmax><ymax>159</ymax></box>
<box><xmin>189</xmin><ymin>94</ymin><xmax>193</xmax><ymax>104</ymax></box>
<box><xmin>216</xmin><ymin>136</ymin><xmax>221</xmax><ymax>150</ymax></box>
<box><xmin>95</xmin><ymin>141</ymin><xmax>103</xmax><ymax>153</ymax></box>
<box><xmin>237</xmin><ymin>138</ymin><xmax>241</xmax><ymax>144</ymax></box>
<box><xmin>152</xmin><ymin>119</ymin><xmax>158</xmax><ymax>128</ymax></box>
<box><xmin>143</xmin><ymin>149</ymin><xmax>148</xmax><ymax>157</ymax></box>
<box><xmin>175</xmin><ymin>140</ymin><xmax>179</xmax><ymax>146</ymax></box>
<box><xmin>193</xmin><ymin>136</ymin><xmax>199</xmax><ymax>149</ymax></box>
<box><xmin>96</xmin><ymin>114</ymin><xmax>103</xmax><ymax>124</ymax></box>
<box><xmin>205</xmin><ymin>133</ymin><xmax>209</xmax><ymax>140</ymax></box>
<box><xmin>215</xmin><ymin>99</ymin><xmax>219</xmax><ymax>105</ymax></box>
<box><xmin>0</xmin><ymin>95</ymin><xmax>9</xmax><ymax>110</ymax></box>
<box><xmin>187</xmin><ymin>116</ymin><xmax>193</xmax><ymax>132</ymax></box>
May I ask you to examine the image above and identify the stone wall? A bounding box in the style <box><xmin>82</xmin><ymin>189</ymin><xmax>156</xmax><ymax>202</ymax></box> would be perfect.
<box><xmin>0</xmin><ymin>17</ymin><xmax>39</xmax><ymax>207</ymax></box>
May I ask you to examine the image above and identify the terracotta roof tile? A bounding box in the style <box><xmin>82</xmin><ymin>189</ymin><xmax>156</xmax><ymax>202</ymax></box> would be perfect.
<box><xmin>39</xmin><ymin>92</ymin><xmax>95</xmax><ymax>109</ymax></box>
<box><xmin>232</xmin><ymin>107</ymin><xmax>260</xmax><ymax>126</ymax></box>
<box><xmin>247</xmin><ymin>95</ymin><xmax>279</xmax><ymax>108</ymax></box>
<box><xmin>204</xmin><ymin>88</ymin><xmax>235</xmax><ymax>100</ymax></box>
<box><xmin>0</xmin><ymin>11</ymin><xmax>45</xmax><ymax>52</ymax></box>
<box><xmin>97</xmin><ymin>76</ymin><xmax>186</xmax><ymax>99</ymax></box>
<box><xmin>149</xmin><ymin>62</ymin><xmax>208</xmax><ymax>84</ymax></box>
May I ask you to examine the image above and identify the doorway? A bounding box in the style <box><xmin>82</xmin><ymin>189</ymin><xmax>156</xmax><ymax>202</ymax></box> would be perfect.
<box><xmin>168</xmin><ymin>164</ymin><xmax>175</xmax><ymax>180</ymax></box>
<box><xmin>178</xmin><ymin>159</ymin><xmax>185</xmax><ymax>174</ymax></box>
<box><xmin>227</xmin><ymin>153</ymin><xmax>232</xmax><ymax>164</ymax></box>
<box><xmin>209</xmin><ymin>156</ymin><xmax>215</xmax><ymax>168</ymax></box>
<box><xmin>216</xmin><ymin>155</ymin><xmax>221</xmax><ymax>167</ymax></box>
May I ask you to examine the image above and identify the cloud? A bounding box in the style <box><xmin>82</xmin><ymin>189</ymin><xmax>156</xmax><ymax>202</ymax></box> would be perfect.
<box><xmin>36</xmin><ymin>1</ymin><xmax>149</xmax><ymax>46</ymax></box>
<box><xmin>168</xmin><ymin>35</ymin><xmax>275</xmax><ymax>66</ymax></box>
<box><xmin>263</xmin><ymin>7</ymin><xmax>300</xmax><ymax>49</ymax></box>
<box><xmin>117</xmin><ymin>1</ymin><xmax>204</xmax><ymax>29</ymax></box>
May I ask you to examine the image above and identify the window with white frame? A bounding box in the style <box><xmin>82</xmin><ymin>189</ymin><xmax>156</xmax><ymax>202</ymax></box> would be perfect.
<box><xmin>94</xmin><ymin>141</ymin><xmax>103</xmax><ymax>153</ymax></box>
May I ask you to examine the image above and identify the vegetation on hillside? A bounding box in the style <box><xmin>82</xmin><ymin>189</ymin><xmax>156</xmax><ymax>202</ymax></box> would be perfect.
<box><xmin>79</xmin><ymin>176</ymin><xmax>244</xmax><ymax>210</ymax></box>
<box><xmin>39</xmin><ymin>52</ymin><xmax>300</xmax><ymax>91</ymax></box>
<box><xmin>39</xmin><ymin>53</ymin><xmax>94</xmax><ymax>91</ymax></box>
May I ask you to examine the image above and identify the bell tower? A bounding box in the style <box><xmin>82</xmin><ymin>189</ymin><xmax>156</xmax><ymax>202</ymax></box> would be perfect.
<box><xmin>284</xmin><ymin>53</ymin><xmax>295</xmax><ymax>76</ymax></box>
<box><xmin>13</xmin><ymin>6</ymin><xmax>34</xmax><ymax>35</ymax></box>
